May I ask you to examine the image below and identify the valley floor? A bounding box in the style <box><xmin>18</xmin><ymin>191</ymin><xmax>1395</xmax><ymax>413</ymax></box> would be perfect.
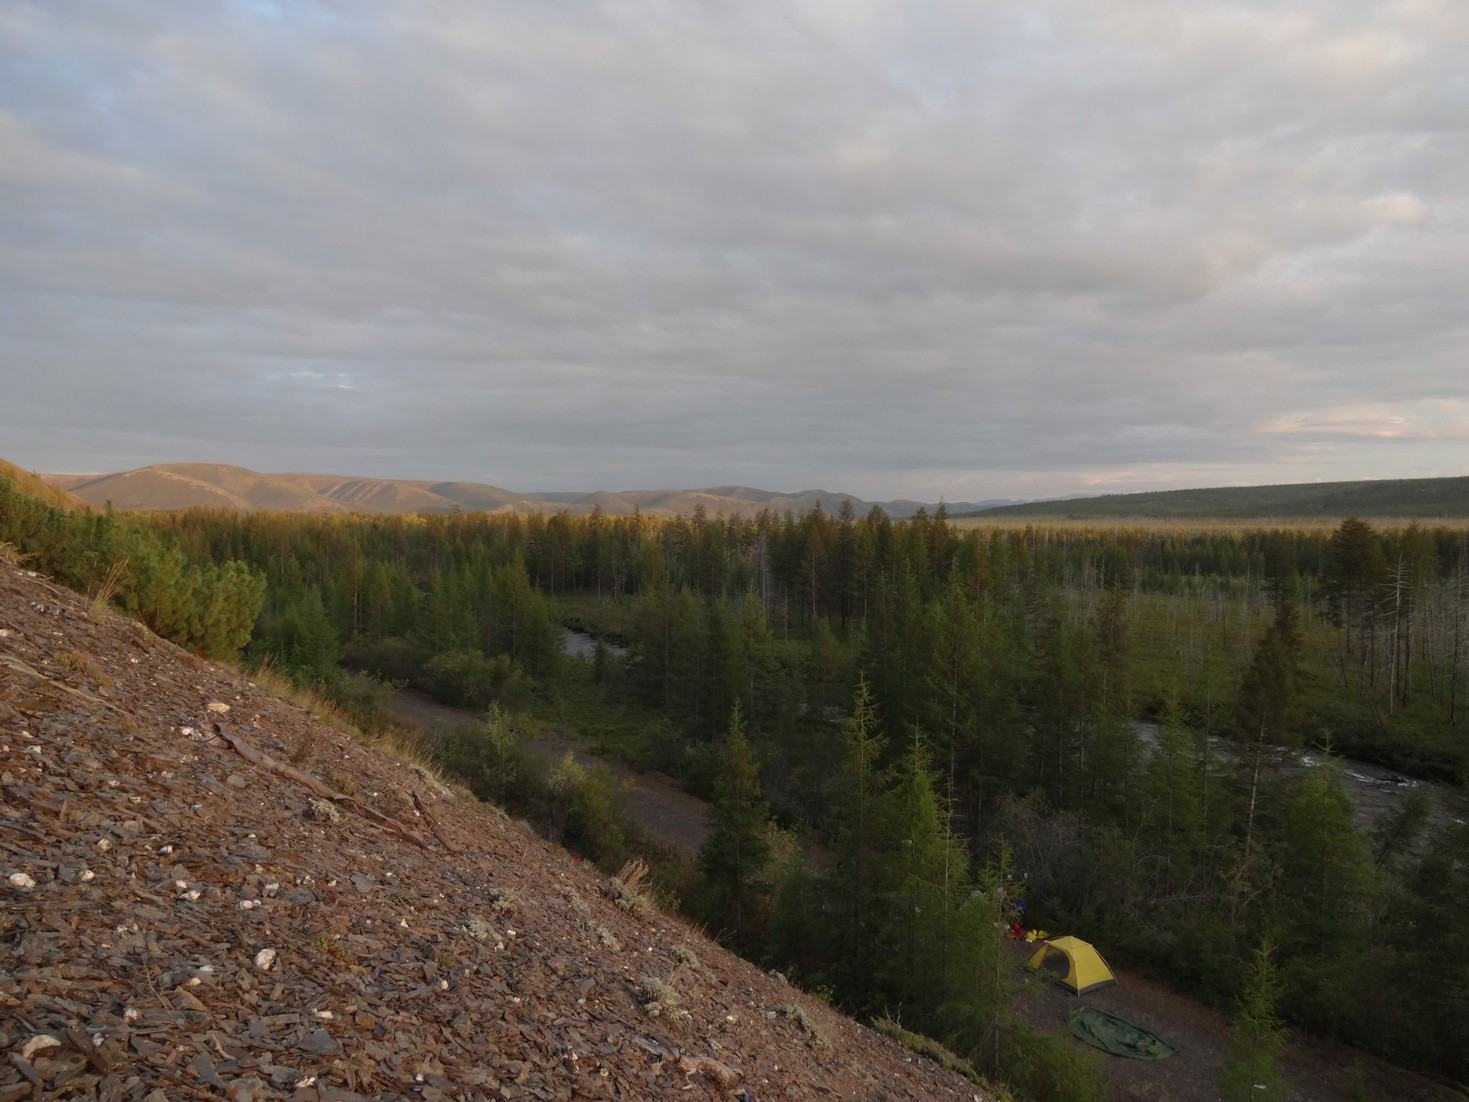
<box><xmin>381</xmin><ymin>682</ymin><xmax>1456</xmax><ymax>1102</ymax></box>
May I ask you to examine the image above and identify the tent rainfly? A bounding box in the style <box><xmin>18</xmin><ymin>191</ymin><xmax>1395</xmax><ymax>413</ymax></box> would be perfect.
<box><xmin>1027</xmin><ymin>936</ymin><xmax>1117</xmax><ymax>996</ymax></box>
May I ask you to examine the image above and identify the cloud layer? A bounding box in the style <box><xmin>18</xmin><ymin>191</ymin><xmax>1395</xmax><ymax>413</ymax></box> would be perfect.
<box><xmin>3</xmin><ymin>0</ymin><xmax>1466</xmax><ymax>500</ymax></box>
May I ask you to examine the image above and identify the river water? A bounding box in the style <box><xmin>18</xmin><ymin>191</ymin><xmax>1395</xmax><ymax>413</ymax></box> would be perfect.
<box><xmin>1133</xmin><ymin>722</ymin><xmax>1461</xmax><ymax>834</ymax></box>
<box><xmin>561</xmin><ymin>629</ymin><xmax>628</xmax><ymax>660</ymax></box>
<box><xmin>560</xmin><ymin>632</ymin><xmax>1462</xmax><ymax>836</ymax></box>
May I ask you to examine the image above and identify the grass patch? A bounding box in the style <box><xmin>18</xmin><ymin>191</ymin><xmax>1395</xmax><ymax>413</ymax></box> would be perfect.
<box><xmin>56</xmin><ymin>649</ymin><xmax>110</xmax><ymax>686</ymax></box>
<box><xmin>872</xmin><ymin>1017</ymin><xmax>997</xmax><ymax>1094</ymax></box>
<box><xmin>89</xmin><ymin>558</ymin><xmax>128</xmax><ymax>617</ymax></box>
<box><xmin>605</xmin><ymin>858</ymin><xmax>655</xmax><ymax>913</ymax></box>
<box><xmin>323</xmin><ymin>770</ymin><xmax>357</xmax><ymax>796</ymax></box>
<box><xmin>244</xmin><ymin>659</ymin><xmax>435</xmax><ymax>774</ymax></box>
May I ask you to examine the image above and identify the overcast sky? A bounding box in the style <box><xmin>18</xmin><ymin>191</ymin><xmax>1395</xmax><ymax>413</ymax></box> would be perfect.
<box><xmin>3</xmin><ymin>1</ymin><xmax>1466</xmax><ymax>503</ymax></box>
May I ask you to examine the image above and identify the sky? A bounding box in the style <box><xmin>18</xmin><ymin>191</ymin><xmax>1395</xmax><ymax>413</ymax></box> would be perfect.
<box><xmin>3</xmin><ymin>1</ymin><xmax>1467</xmax><ymax>504</ymax></box>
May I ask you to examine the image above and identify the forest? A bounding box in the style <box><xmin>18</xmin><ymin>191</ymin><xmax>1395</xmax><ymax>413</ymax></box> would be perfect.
<box><xmin>4</xmin><ymin>473</ymin><xmax>1468</xmax><ymax>1099</ymax></box>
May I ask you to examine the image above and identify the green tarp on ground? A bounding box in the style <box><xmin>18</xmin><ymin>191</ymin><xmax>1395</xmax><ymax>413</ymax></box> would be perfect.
<box><xmin>1067</xmin><ymin>1007</ymin><xmax>1175</xmax><ymax>1060</ymax></box>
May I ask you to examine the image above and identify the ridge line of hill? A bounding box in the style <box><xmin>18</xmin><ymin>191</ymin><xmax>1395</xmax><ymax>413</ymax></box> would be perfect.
<box><xmin>37</xmin><ymin>460</ymin><xmax>1469</xmax><ymax>522</ymax></box>
<box><xmin>961</xmin><ymin>474</ymin><xmax>1469</xmax><ymax>521</ymax></box>
<box><xmin>38</xmin><ymin>462</ymin><xmax>1004</xmax><ymax>519</ymax></box>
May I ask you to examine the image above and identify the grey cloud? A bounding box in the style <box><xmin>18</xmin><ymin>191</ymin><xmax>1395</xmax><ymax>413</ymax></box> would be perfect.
<box><xmin>2</xmin><ymin>0</ymin><xmax>1466</xmax><ymax>499</ymax></box>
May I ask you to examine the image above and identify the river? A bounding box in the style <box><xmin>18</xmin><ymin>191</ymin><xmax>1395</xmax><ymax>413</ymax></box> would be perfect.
<box><xmin>1133</xmin><ymin>722</ymin><xmax>1460</xmax><ymax>835</ymax></box>
<box><xmin>375</xmin><ymin>631</ymin><xmax>1459</xmax><ymax>855</ymax></box>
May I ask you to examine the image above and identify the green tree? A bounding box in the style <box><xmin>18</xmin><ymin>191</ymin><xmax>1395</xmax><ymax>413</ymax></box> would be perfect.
<box><xmin>1389</xmin><ymin>810</ymin><xmax>1469</xmax><ymax>1081</ymax></box>
<box><xmin>1220</xmin><ymin>940</ymin><xmax>1288</xmax><ymax>1102</ymax></box>
<box><xmin>1322</xmin><ymin>517</ymin><xmax>1385</xmax><ymax>689</ymax></box>
<box><xmin>939</xmin><ymin>845</ymin><xmax>1022</xmax><ymax>1083</ymax></box>
<box><xmin>548</xmin><ymin>752</ymin><xmax>629</xmax><ymax>868</ymax></box>
<box><xmin>881</xmin><ymin>727</ymin><xmax>972</xmax><ymax>1019</ymax></box>
<box><xmin>696</xmin><ymin>704</ymin><xmax>774</xmax><ymax>948</ymax></box>
<box><xmin>1233</xmin><ymin>601</ymin><xmax>1303</xmax><ymax>849</ymax></box>
<box><xmin>1269</xmin><ymin>756</ymin><xmax>1375</xmax><ymax>951</ymax></box>
<box><xmin>1138</xmin><ymin>694</ymin><xmax>1206</xmax><ymax>897</ymax></box>
<box><xmin>487</xmin><ymin>558</ymin><xmax>561</xmax><ymax>677</ymax></box>
<box><xmin>825</xmin><ymin>675</ymin><xmax>896</xmax><ymax>1012</ymax></box>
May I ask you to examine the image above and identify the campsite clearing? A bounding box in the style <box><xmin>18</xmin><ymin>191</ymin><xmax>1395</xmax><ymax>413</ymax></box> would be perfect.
<box><xmin>1011</xmin><ymin>943</ymin><xmax>1453</xmax><ymax>1101</ymax></box>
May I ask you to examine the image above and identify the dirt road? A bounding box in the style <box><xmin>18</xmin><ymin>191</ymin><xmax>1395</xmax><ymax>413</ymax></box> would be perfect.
<box><xmin>383</xmin><ymin>685</ymin><xmax>711</xmax><ymax>854</ymax></box>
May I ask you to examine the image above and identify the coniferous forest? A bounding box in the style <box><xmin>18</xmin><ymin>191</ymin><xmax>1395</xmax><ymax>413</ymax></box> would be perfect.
<box><xmin>5</xmin><ymin>474</ymin><xmax>1469</xmax><ymax>1097</ymax></box>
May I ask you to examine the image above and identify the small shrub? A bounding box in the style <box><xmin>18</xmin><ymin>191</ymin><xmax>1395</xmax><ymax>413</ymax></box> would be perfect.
<box><xmin>563</xmin><ymin>886</ymin><xmax>591</xmax><ymax>914</ymax></box>
<box><xmin>312</xmin><ymin>934</ymin><xmax>348</xmax><ymax>959</ymax></box>
<box><xmin>467</xmin><ymin>917</ymin><xmax>496</xmax><ymax>942</ymax></box>
<box><xmin>486</xmin><ymin>887</ymin><xmax>521</xmax><ymax>914</ymax></box>
<box><xmin>637</xmin><ymin>976</ymin><xmax>685</xmax><ymax>1019</ymax></box>
<box><xmin>672</xmin><ymin>944</ymin><xmax>715</xmax><ymax>983</ymax></box>
<box><xmin>549</xmin><ymin>754</ymin><xmax>630</xmax><ymax>866</ymax></box>
<box><xmin>999</xmin><ymin>1023</ymin><xmax>1105</xmax><ymax>1102</ymax></box>
<box><xmin>776</xmin><ymin>1003</ymin><xmax>829</xmax><ymax>1048</ymax></box>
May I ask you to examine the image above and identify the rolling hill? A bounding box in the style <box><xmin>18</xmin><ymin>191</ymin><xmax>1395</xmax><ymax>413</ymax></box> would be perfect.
<box><xmin>963</xmin><ymin>476</ymin><xmax>1469</xmax><ymax>521</ymax></box>
<box><xmin>42</xmin><ymin>463</ymin><xmax>1001</xmax><ymax>519</ymax></box>
<box><xmin>0</xmin><ymin>457</ymin><xmax>94</xmax><ymax>513</ymax></box>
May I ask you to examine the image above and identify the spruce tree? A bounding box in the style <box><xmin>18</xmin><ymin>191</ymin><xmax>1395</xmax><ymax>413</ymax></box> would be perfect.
<box><xmin>1233</xmin><ymin>601</ymin><xmax>1303</xmax><ymax>850</ymax></box>
<box><xmin>696</xmin><ymin>703</ymin><xmax>774</xmax><ymax>949</ymax></box>
<box><xmin>825</xmin><ymin>675</ymin><xmax>896</xmax><ymax>1012</ymax></box>
<box><xmin>882</xmin><ymin>727</ymin><xmax>972</xmax><ymax>1022</ymax></box>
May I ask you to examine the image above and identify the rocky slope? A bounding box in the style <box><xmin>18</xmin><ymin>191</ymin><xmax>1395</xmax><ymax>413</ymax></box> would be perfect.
<box><xmin>0</xmin><ymin>561</ymin><xmax>989</xmax><ymax>1101</ymax></box>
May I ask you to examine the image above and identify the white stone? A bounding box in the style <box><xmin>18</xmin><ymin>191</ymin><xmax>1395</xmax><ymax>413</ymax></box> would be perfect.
<box><xmin>21</xmin><ymin>1035</ymin><xmax>61</xmax><ymax>1060</ymax></box>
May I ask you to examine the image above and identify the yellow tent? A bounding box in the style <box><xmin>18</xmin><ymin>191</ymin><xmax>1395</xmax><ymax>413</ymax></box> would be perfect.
<box><xmin>1027</xmin><ymin>936</ymin><xmax>1117</xmax><ymax>996</ymax></box>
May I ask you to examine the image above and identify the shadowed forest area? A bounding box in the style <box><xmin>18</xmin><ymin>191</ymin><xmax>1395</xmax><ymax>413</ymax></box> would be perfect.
<box><xmin>5</xmin><ymin>474</ymin><xmax>1468</xmax><ymax>1100</ymax></box>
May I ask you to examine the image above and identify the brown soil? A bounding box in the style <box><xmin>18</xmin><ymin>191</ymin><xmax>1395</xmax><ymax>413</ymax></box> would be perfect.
<box><xmin>0</xmin><ymin>564</ymin><xmax>986</xmax><ymax>1101</ymax></box>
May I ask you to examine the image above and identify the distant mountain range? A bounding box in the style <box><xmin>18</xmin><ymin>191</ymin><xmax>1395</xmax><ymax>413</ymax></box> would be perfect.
<box><xmin>11</xmin><ymin>460</ymin><xmax>1468</xmax><ymax>522</ymax></box>
<box><xmin>35</xmin><ymin>462</ymin><xmax>1010</xmax><ymax>519</ymax></box>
